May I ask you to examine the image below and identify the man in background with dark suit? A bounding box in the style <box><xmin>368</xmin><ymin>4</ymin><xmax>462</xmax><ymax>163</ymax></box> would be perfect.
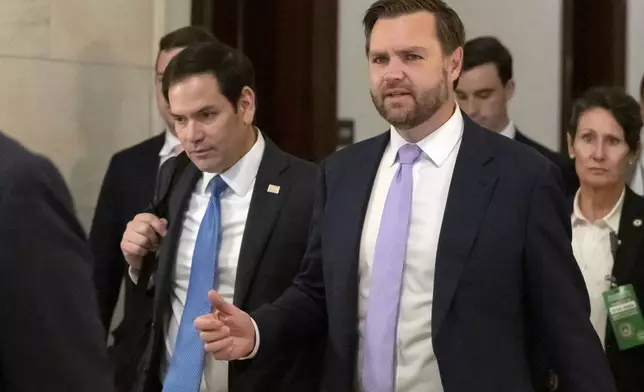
<box><xmin>90</xmin><ymin>26</ymin><xmax>218</xmax><ymax>334</ymax></box>
<box><xmin>118</xmin><ymin>41</ymin><xmax>322</xmax><ymax>391</ymax></box>
<box><xmin>0</xmin><ymin>131</ymin><xmax>114</xmax><ymax>392</ymax></box>
<box><xmin>455</xmin><ymin>36</ymin><xmax>579</xmax><ymax>195</ymax></box>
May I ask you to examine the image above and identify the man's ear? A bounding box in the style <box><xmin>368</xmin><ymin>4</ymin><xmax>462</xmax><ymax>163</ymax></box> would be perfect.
<box><xmin>237</xmin><ymin>86</ymin><xmax>256</xmax><ymax>125</ymax></box>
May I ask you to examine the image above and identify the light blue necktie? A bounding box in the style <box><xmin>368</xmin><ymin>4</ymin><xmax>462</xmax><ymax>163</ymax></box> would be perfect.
<box><xmin>163</xmin><ymin>175</ymin><xmax>228</xmax><ymax>392</ymax></box>
<box><xmin>362</xmin><ymin>144</ymin><xmax>422</xmax><ymax>392</ymax></box>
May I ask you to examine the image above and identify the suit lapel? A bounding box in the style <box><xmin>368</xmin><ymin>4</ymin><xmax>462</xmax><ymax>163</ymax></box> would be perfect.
<box><xmin>336</xmin><ymin>133</ymin><xmax>390</xmax><ymax>234</ymax></box>
<box><xmin>153</xmin><ymin>162</ymin><xmax>201</xmax><ymax>317</ymax></box>
<box><xmin>613</xmin><ymin>187</ymin><xmax>644</xmax><ymax>284</ymax></box>
<box><xmin>143</xmin><ymin>133</ymin><xmax>166</xmax><ymax>201</ymax></box>
<box><xmin>330</xmin><ymin>133</ymin><xmax>390</xmax><ymax>328</ymax></box>
<box><xmin>233</xmin><ymin>138</ymin><xmax>289</xmax><ymax>308</ymax></box>
<box><xmin>514</xmin><ymin>130</ymin><xmax>527</xmax><ymax>144</ymax></box>
<box><xmin>433</xmin><ymin>116</ymin><xmax>497</xmax><ymax>337</ymax></box>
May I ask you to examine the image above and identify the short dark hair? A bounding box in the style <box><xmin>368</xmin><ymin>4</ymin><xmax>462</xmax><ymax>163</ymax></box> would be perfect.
<box><xmin>461</xmin><ymin>36</ymin><xmax>513</xmax><ymax>85</ymax></box>
<box><xmin>156</xmin><ymin>26</ymin><xmax>218</xmax><ymax>67</ymax></box>
<box><xmin>640</xmin><ymin>72</ymin><xmax>644</xmax><ymax>99</ymax></box>
<box><xmin>363</xmin><ymin>0</ymin><xmax>465</xmax><ymax>55</ymax></box>
<box><xmin>162</xmin><ymin>41</ymin><xmax>256</xmax><ymax>110</ymax></box>
<box><xmin>568</xmin><ymin>86</ymin><xmax>642</xmax><ymax>152</ymax></box>
<box><xmin>158</xmin><ymin>26</ymin><xmax>217</xmax><ymax>53</ymax></box>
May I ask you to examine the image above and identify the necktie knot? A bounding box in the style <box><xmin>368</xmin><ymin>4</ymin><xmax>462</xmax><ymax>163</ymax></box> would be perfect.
<box><xmin>398</xmin><ymin>144</ymin><xmax>422</xmax><ymax>165</ymax></box>
<box><xmin>208</xmin><ymin>175</ymin><xmax>228</xmax><ymax>198</ymax></box>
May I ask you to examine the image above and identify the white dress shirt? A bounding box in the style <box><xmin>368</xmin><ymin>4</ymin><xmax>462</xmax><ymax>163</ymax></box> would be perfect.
<box><xmin>357</xmin><ymin>107</ymin><xmax>464</xmax><ymax>392</ymax></box>
<box><xmin>162</xmin><ymin>132</ymin><xmax>265</xmax><ymax>392</ymax></box>
<box><xmin>159</xmin><ymin>129</ymin><xmax>183</xmax><ymax>167</ymax></box>
<box><xmin>498</xmin><ymin>120</ymin><xmax>516</xmax><ymax>140</ymax></box>
<box><xmin>571</xmin><ymin>188</ymin><xmax>625</xmax><ymax>348</ymax></box>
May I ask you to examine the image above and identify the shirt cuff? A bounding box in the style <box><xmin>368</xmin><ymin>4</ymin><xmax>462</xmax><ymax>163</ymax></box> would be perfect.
<box><xmin>238</xmin><ymin>317</ymin><xmax>260</xmax><ymax>360</ymax></box>
<box><xmin>128</xmin><ymin>266</ymin><xmax>154</xmax><ymax>288</ymax></box>
<box><xmin>128</xmin><ymin>266</ymin><xmax>140</xmax><ymax>284</ymax></box>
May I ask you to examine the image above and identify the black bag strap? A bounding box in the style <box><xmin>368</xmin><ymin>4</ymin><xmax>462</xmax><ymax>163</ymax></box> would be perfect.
<box><xmin>134</xmin><ymin>153</ymin><xmax>190</xmax><ymax>295</ymax></box>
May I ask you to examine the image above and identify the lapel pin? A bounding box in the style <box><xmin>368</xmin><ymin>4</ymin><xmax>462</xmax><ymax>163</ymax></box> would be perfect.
<box><xmin>267</xmin><ymin>184</ymin><xmax>280</xmax><ymax>194</ymax></box>
<box><xmin>634</xmin><ymin>219</ymin><xmax>642</xmax><ymax>228</ymax></box>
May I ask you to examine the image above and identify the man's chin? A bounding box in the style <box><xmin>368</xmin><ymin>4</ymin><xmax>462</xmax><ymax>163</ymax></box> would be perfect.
<box><xmin>191</xmin><ymin>156</ymin><xmax>229</xmax><ymax>175</ymax></box>
<box><xmin>189</xmin><ymin>156</ymin><xmax>213</xmax><ymax>171</ymax></box>
<box><xmin>384</xmin><ymin>109</ymin><xmax>412</xmax><ymax>125</ymax></box>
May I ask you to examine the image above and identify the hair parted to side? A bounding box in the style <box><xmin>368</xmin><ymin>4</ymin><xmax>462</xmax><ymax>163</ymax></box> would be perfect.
<box><xmin>461</xmin><ymin>36</ymin><xmax>513</xmax><ymax>85</ymax></box>
<box><xmin>362</xmin><ymin>0</ymin><xmax>465</xmax><ymax>55</ymax></box>
<box><xmin>568</xmin><ymin>86</ymin><xmax>642</xmax><ymax>152</ymax></box>
<box><xmin>162</xmin><ymin>41</ymin><xmax>256</xmax><ymax>111</ymax></box>
<box><xmin>158</xmin><ymin>26</ymin><xmax>218</xmax><ymax>53</ymax></box>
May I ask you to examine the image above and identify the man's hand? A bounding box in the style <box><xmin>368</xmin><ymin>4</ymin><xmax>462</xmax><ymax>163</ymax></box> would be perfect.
<box><xmin>120</xmin><ymin>213</ymin><xmax>167</xmax><ymax>270</ymax></box>
<box><xmin>195</xmin><ymin>290</ymin><xmax>256</xmax><ymax>360</ymax></box>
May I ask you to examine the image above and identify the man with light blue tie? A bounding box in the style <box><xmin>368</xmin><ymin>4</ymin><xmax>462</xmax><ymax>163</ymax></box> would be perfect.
<box><xmin>162</xmin><ymin>175</ymin><xmax>228</xmax><ymax>391</ymax></box>
<box><xmin>119</xmin><ymin>41</ymin><xmax>323</xmax><ymax>392</ymax></box>
<box><xmin>91</xmin><ymin>26</ymin><xmax>218</xmax><ymax>335</ymax></box>
<box><xmin>194</xmin><ymin>0</ymin><xmax>617</xmax><ymax>391</ymax></box>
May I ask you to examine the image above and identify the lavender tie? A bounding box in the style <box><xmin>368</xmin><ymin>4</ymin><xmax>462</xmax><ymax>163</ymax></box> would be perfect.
<box><xmin>362</xmin><ymin>143</ymin><xmax>422</xmax><ymax>392</ymax></box>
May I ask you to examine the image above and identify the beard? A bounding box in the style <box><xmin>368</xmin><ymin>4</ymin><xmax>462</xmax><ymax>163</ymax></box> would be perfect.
<box><xmin>371</xmin><ymin>69</ymin><xmax>449</xmax><ymax>130</ymax></box>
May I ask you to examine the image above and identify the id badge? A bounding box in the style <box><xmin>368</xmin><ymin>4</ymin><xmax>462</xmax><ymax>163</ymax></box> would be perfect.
<box><xmin>603</xmin><ymin>284</ymin><xmax>644</xmax><ymax>350</ymax></box>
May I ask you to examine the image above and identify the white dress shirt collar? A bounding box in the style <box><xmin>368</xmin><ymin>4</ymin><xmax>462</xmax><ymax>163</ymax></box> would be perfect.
<box><xmin>198</xmin><ymin>129</ymin><xmax>265</xmax><ymax>197</ymax></box>
<box><xmin>159</xmin><ymin>129</ymin><xmax>182</xmax><ymax>158</ymax></box>
<box><xmin>386</xmin><ymin>104</ymin><xmax>464</xmax><ymax>168</ymax></box>
<box><xmin>572</xmin><ymin>187</ymin><xmax>625</xmax><ymax>232</ymax></box>
<box><xmin>499</xmin><ymin>120</ymin><xmax>516</xmax><ymax>139</ymax></box>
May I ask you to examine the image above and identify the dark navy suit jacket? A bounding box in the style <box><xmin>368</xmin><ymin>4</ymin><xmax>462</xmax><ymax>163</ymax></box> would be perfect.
<box><xmin>252</xmin><ymin>113</ymin><xmax>617</xmax><ymax>392</ymax></box>
<box><xmin>0</xmin><ymin>132</ymin><xmax>113</xmax><ymax>392</ymax></box>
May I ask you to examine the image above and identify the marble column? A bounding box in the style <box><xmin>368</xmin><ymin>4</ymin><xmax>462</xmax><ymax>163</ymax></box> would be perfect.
<box><xmin>0</xmin><ymin>0</ymin><xmax>189</xmax><ymax>230</ymax></box>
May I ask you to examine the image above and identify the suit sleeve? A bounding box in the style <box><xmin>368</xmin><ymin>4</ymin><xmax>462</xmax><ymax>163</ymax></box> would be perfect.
<box><xmin>89</xmin><ymin>155</ymin><xmax>127</xmax><ymax>330</ymax></box>
<box><xmin>524</xmin><ymin>159</ymin><xmax>616</xmax><ymax>391</ymax></box>
<box><xmin>0</xmin><ymin>156</ymin><xmax>114</xmax><ymax>392</ymax></box>
<box><xmin>251</xmin><ymin>164</ymin><xmax>328</xmax><ymax>356</ymax></box>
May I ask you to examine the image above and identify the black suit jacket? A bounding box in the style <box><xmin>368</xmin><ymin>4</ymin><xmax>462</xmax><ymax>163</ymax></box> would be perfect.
<box><xmin>515</xmin><ymin>130</ymin><xmax>579</xmax><ymax>197</ymax></box>
<box><xmin>605</xmin><ymin>187</ymin><xmax>644</xmax><ymax>392</ymax></box>
<box><xmin>90</xmin><ymin>133</ymin><xmax>165</xmax><ymax>330</ymax></box>
<box><xmin>252</xmin><ymin>114</ymin><xmax>616</xmax><ymax>392</ymax></box>
<box><xmin>117</xmin><ymin>136</ymin><xmax>323</xmax><ymax>392</ymax></box>
<box><xmin>0</xmin><ymin>132</ymin><xmax>114</xmax><ymax>392</ymax></box>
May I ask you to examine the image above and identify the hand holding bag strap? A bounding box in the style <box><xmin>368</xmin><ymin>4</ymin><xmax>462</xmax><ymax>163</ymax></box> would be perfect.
<box><xmin>134</xmin><ymin>152</ymin><xmax>190</xmax><ymax>295</ymax></box>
